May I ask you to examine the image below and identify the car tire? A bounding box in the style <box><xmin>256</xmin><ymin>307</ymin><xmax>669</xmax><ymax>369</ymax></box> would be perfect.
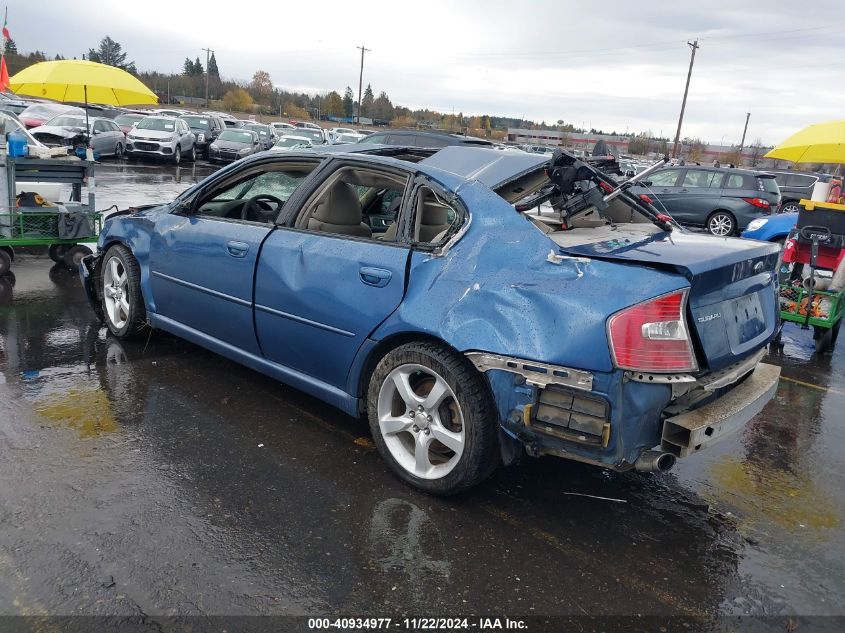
<box><xmin>814</xmin><ymin>326</ymin><xmax>833</xmax><ymax>354</ymax></box>
<box><xmin>101</xmin><ymin>244</ymin><xmax>147</xmax><ymax>339</ymax></box>
<box><xmin>186</xmin><ymin>145</ymin><xmax>196</xmax><ymax>162</ymax></box>
<box><xmin>172</xmin><ymin>145</ymin><xmax>181</xmax><ymax>165</ymax></box>
<box><xmin>48</xmin><ymin>244</ymin><xmax>71</xmax><ymax>263</ymax></box>
<box><xmin>781</xmin><ymin>201</ymin><xmax>800</xmax><ymax>214</ymax></box>
<box><xmin>114</xmin><ymin>143</ymin><xmax>124</xmax><ymax>159</ymax></box>
<box><xmin>367</xmin><ymin>341</ymin><xmax>499</xmax><ymax>495</ymax></box>
<box><xmin>0</xmin><ymin>248</ymin><xmax>11</xmax><ymax>276</ymax></box>
<box><xmin>0</xmin><ymin>275</ymin><xmax>12</xmax><ymax>306</ymax></box>
<box><xmin>706</xmin><ymin>211</ymin><xmax>736</xmax><ymax>237</ymax></box>
<box><xmin>63</xmin><ymin>244</ymin><xmax>92</xmax><ymax>269</ymax></box>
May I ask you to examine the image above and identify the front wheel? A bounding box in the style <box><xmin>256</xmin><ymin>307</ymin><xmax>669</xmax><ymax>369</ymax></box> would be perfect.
<box><xmin>707</xmin><ymin>211</ymin><xmax>736</xmax><ymax>237</ymax></box>
<box><xmin>367</xmin><ymin>342</ymin><xmax>499</xmax><ymax>495</ymax></box>
<box><xmin>114</xmin><ymin>143</ymin><xmax>124</xmax><ymax>159</ymax></box>
<box><xmin>172</xmin><ymin>145</ymin><xmax>181</xmax><ymax>165</ymax></box>
<box><xmin>101</xmin><ymin>244</ymin><xmax>147</xmax><ymax>339</ymax></box>
<box><xmin>186</xmin><ymin>144</ymin><xmax>196</xmax><ymax>162</ymax></box>
<box><xmin>0</xmin><ymin>248</ymin><xmax>11</xmax><ymax>276</ymax></box>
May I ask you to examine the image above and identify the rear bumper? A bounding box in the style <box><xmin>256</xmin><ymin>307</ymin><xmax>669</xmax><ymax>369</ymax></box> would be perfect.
<box><xmin>661</xmin><ymin>362</ymin><xmax>780</xmax><ymax>457</ymax></box>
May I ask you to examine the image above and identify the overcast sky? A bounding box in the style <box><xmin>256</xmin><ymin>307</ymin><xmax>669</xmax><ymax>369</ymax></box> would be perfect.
<box><xmin>8</xmin><ymin>0</ymin><xmax>845</xmax><ymax>144</ymax></box>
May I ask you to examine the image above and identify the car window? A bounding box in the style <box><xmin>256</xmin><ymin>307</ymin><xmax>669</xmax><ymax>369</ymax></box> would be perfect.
<box><xmin>648</xmin><ymin>170</ymin><xmax>681</xmax><ymax>187</ymax></box>
<box><xmin>93</xmin><ymin>121</ymin><xmax>106</xmax><ymax>132</ymax></box>
<box><xmin>196</xmin><ymin>162</ymin><xmax>319</xmax><ymax>222</ymax></box>
<box><xmin>412</xmin><ymin>185</ymin><xmax>462</xmax><ymax>245</ymax></box>
<box><xmin>359</xmin><ymin>133</ymin><xmax>387</xmax><ymax>144</ymax></box>
<box><xmin>107</xmin><ymin>121</ymin><xmax>120</xmax><ymax>132</ymax></box>
<box><xmin>416</xmin><ymin>135</ymin><xmax>449</xmax><ymax>148</ymax></box>
<box><xmin>724</xmin><ymin>174</ymin><xmax>753</xmax><ymax>189</ymax></box>
<box><xmin>786</xmin><ymin>174</ymin><xmax>815</xmax><ymax>187</ymax></box>
<box><xmin>681</xmin><ymin>170</ymin><xmax>721</xmax><ymax>188</ymax></box>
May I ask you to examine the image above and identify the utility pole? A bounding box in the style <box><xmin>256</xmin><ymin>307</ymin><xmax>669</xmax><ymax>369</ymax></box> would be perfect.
<box><xmin>671</xmin><ymin>40</ymin><xmax>699</xmax><ymax>158</ymax></box>
<box><xmin>202</xmin><ymin>47</ymin><xmax>214</xmax><ymax>109</ymax></box>
<box><xmin>738</xmin><ymin>111</ymin><xmax>751</xmax><ymax>156</ymax></box>
<box><xmin>356</xmin><ymin>45</ymin><xmax>370</xmax><ymax>124</ymax></box>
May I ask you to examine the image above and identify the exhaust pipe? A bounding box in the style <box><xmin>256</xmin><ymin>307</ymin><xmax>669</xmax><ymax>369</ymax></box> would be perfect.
<box><xmin>634</xmin><ymin>450</ymin><xmax>676</xmax><ymax>473</ymax></box>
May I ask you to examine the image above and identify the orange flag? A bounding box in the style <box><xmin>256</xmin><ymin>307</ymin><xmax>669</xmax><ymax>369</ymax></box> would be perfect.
<box><xmin>0</xmin><ymin>56</ymin><xmax>9</xmax><ymax>92</ymax></box>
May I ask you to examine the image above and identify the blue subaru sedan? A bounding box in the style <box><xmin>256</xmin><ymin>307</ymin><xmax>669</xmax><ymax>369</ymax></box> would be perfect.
<box><xmin>742</xmin><ymin>212</ymin><xmax>798</xmax><ymax>243</ymax></box>
<box><xmin>81</xmin><ymin>147</ymin><xmax>781</xmax><ymax>494</ymax></box>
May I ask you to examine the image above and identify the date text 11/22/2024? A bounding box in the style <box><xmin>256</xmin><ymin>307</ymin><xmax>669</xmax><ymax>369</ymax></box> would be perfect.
<box><xmin>308</xmin><ymin>618</ymin><xmax>528</xmax><ymax>630</ymax></box>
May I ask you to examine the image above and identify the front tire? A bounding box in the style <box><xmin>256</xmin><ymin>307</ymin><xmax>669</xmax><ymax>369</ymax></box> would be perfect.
<box><xmin>172</xmin><ymin>145</ymin><xmax>181</xmax><ymax>165</ymax></box>
<box><xmin>367</xmin><ymin>342</ymin><xmax>498</xmax><ymax>495</ymax></box>
<box><xmin>101</xmin><ymin>244</ymin><xmax>147</xmax><ymax>339</ymax></box>
<box><xmin>0</xmin><ymin>249</ymin><xmax>11</xmax><ymax>276</ymax></box>
<box><xmin>707</xmin><ymin>211</ymin><xmax>736</xmax><ymax>237</ymax></box>
<box><xmin>114</xmin><ymin>143</ymin><xmax>124</xmax><ymax>159</ymax></box>
<box><xmin>186</xmin><ymin>144</ymin><xmax>196</xmax><ymax>162</ymax></box>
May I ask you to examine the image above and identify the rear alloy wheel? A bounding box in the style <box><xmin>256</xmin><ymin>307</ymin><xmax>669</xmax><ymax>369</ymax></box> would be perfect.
<box><xmin>172</xmin><ymin>145</ymin><xmax>181</xmax><ymax>165</ymax></box>
<box><xmin>101</xmin><ymin>244</ymin><xmax>147</xmax><ymax>339</ymax></box>
<box><xmin>367</xmin><ymin>342</ymin><xmax>498</xmax><ymax>495</ymax></box>
<box><xmin>48</xmin><ymin>244</ymin><xmax>71</xmax><ymax>263</ymax></box>
<box><xmin>63</xmin><ymin>244</ymin><xmax>92</xmax><ymax>269</ymax></box>
<box><xmin>781</xmin><ymin>201</ymin><xmax>800</xmax><ymax>214</ymax></box>
<box><xmin>707</xmin><ymin>211</ymin><xmax>735</xmax><ymax>237</ymax></box>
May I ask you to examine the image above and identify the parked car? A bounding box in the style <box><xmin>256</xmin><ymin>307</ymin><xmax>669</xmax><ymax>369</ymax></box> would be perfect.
<box><xmin>633</xmin><ymin>166</ymin><xmax>781</xmax><ymax>236</ymax></box>
<box><xmin>0</xmin><ymin>91</ymin><xmax>34</xmax><ymax>116</ymax></box>
<box><xmin>269</xmin><ymin>135</ymin><xmax>314</xmax><ymax>152</ymax></box>
<box><xmin>125</xmin><ymin>116</ymin><xmax>196</xmax><ymax>164</ymax></box>
<box><xmin>203</xmin><ymin>111</ymin><xmax>240</xmax><ymax>128</ymax></box>
<box><xmin>30</xmin><ymin>114</ymin><xmax>126</xmax><ymax>158</ymax></box>
<box><xmin>330</xmin><ymin>127</ymin><xmax>357</xmax><ymax>136</ymax></box>
<box><xmin>81</xmin><ymin>146</ymin><xmax>781</xmax><ymax>495</ymax></box>
<box><xmin>243</xmin><ymin>123</ymin><xmax>277</xmax><ymax>150</ymax></box>
<box><xmin>114</xmin><ymin>113</ymin><xmax>147</xmax><ymax>135</ymax></box>
<box><xmin>181</xmin><ymin>114</ymin><xmax>226</xmax><ymax>158</ymax></box>
<box><xmin>289</xmin><ymin>127</ymin><xmax>326</xmax><ymax>146</ymax></box>
<box><xmin>742</xmin><ymin>212</ymin><xmax>798</xmax><ymax>243</ymax></box>
<box><xmin>152</xmin><ymin>108</ymin><xmax>190</xmax><ymax>118</ymax></box>
<box><xmin>291</xmin><ymin>120</ymin><xmax>321</xmax><ymax>130</ymax></box>
<box><xmin>207</xmin><ymin>128</ymin><xmax>261</xmax><ymax>163</ymax></box>
<box><xmin>66</xmin><ymin>102</ymin><xmax>123</xmax><ymax>119</ymax></box>
<box><xmin>333</xmin><ymin>132</ymin><xmax>366</xmax><ymax>144</ymax></box>
<box><xmin>358</xmin><ymin>129</ymin><xmax>493</xmax><ymax>148</ymax></box>
<box><xmin>270</xmin><ymin>121</ymin><xmax>297</xmax><ymax>135</ymax></box>
<box><xmin>18</xmin><ymin>103</ymin><xmax>85</xmax><ymax>128</ymax></box>
<box><xmin>766</xmin><ymin>170</ymin><xmax>832</xmax><ymax>214</ymax></box>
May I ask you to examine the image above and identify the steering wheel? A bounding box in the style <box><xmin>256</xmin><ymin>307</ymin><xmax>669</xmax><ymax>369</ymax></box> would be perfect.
<box><xmin>240</xmin><ymin>194</ymin><xmax>284</xmax><ymax>222</ymax></box>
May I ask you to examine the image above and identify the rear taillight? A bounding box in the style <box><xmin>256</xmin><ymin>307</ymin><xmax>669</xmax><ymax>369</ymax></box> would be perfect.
<box><xmin>607</xmin><ymin>290</ymin><xmax>698</xmax><ymax>372</ymax></box>
<box><xmin>743</xmin><ymin>197</ymin><xmax>771</xmax><ymax>210</ymax></box>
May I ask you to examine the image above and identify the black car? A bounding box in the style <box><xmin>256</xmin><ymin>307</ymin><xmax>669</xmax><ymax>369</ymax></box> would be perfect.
<box><xmin>357</xmin><ymin>129</ymin><xmax>493</xmax><ymax>148</ymax></box>
<box><xmin>766</xmin><ymin>170</ymin><xmax>832</xmax><ymax>214</ymax></box>
<box><xmin>181</xmin><ymin>114</ymin><xmax>226</xmax><ymax>159</ymax></box>
<box><xmin>243</xmin><ymin>123</ymin><xmax>277</xmax><ymax>151</ymax></box>
<box><xmin>633</xmin><ymin>166</ymin><xmax>781</xmax><ymax>236</ymax></box>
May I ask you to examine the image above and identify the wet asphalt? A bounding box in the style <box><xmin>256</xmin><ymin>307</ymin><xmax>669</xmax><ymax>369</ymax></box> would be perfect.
<box><xmin>0</xmin><ymin>161</ymin><xmax>844</xmax><ymax>631</ymax></box>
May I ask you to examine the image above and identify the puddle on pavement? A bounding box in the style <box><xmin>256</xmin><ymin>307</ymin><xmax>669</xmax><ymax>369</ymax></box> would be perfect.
<box><xmin>32</xmin><ymin>385</ymin><xmax>117</xmax><ymax>437</ymax></box>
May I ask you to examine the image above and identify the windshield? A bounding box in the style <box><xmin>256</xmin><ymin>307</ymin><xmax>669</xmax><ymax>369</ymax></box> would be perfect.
<box><xmin>275</xmin><ymin>137</ymin><xmax>311</xmax><ymax>148</ymax></box>
<box><xmin>219</xmin><ymin>130</ymin><xmax>254</xmax><ymax>143</ymax></box>
<box><xmin>46</xmin><ymin>115</ymin><xmax>87</xmax><ymax>128</ymax></box>
<box><xmin>115</xmin><ymin>114</ymin><xmax>144</xmax><ymax>126</ymax></box>
<box><xmin>182</xmin><ymin>116</ymin><xmax>211</xmax><ymax>130</ymax></box>
<box><xmin>246</xmin><ymin>125</ymin><xmax>269</xmax><ymax>137</ymax></box>
<box><xmin>297</xmin><ymin>129</ymin><xmax>323</xmax><ymax>142</ymax></box>
<box><xmin>23</xmin><ymin>104</ymin><xmax>80</xmax><ymax>118</ymax></box>
<box><xmin>136</xmin><ymin>118</ymin><xmax>177</xmax><ymax>132</ymax></box>
<box><xmin>0</xmin><ymin>113</ymin><xmax>42</xmax><ymax>146</ymax></box>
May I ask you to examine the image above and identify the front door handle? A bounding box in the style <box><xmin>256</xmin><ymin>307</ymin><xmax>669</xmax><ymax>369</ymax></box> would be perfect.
<box><xmin>359</xmin><ymin>266</ymin><xmax>392</xmax><ymax>288</ymax></box>
<box><xmin>227</xmin><ymin>241</ymin><xmax>249</xmax><ymax>258</ymax></box>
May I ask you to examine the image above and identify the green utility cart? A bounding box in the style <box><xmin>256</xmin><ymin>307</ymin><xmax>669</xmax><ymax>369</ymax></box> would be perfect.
<box><xmin>0</xmin><ymin>157</ymin><xmax>100</xmax><ymax>274</ymax></box>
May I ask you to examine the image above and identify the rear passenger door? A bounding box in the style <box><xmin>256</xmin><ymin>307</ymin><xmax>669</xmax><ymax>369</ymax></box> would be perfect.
<box><xmin>674</xmin><ymin>169</ymin><xmax>724</xmax><ymax>224</ymax></box>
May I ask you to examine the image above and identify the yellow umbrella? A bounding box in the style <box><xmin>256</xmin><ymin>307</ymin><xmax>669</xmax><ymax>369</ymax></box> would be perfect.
<box><xmin>765</xmin><ymin>120</ymin><xmax>845</xmax><ymax>164</ymax></box>
<box><xmin>9</xmin><ymin>59</ymin><xmax>157</xmax><ymax>107</ymax></box>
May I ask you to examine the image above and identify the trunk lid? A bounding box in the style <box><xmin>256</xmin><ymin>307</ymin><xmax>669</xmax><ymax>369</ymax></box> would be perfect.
<box><xmin>559</xmin><ymin>230</ymin><xmax>781</xmax><ymax>371</ymax></box>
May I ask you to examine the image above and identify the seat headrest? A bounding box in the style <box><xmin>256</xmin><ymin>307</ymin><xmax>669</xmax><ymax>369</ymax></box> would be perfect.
<box><xmin>421</xmin><ymin>200</ymin><xmax>449</xmax><ymax>226</ymax></box>
<box><xmin>313</xmin><ymin>182</ymin><xmax>362</xmax><ymax>225</ymax></box>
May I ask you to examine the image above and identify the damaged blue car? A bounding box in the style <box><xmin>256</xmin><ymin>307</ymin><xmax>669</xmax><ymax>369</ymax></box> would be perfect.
<box><xmin>81</xmin><ymin>146</ymin><xmax>781</xmax><ymax>495</ymax></box>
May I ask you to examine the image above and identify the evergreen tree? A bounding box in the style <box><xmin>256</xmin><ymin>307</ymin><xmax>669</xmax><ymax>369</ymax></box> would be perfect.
<box><xmin>343</xmin><ymin>87</ymin><xmax>354</xmax><ymax>118</ymax></box>
<box><xmin>4</xmin><ymin>38</ymin><xmax>17</xmax><ymax>54</ymax></box>
<box><xmin>208</xmin><ymin>51</ymin><xmax>219</xmax><ymax>76</ymax></box>
<box><xmin>361</xmin><ymin>84</ymin><xmax>374</xmax><ymax>116</ymax></box>
<box><xmin>183</xmin><ymin>57</ymin><xmax>194</xmax><ymax>75</ymax></box>
<box><xmin>87</xmin><ymin>36</ymin><xmax>136</xmax><ymax>72</ymax></box>
<box><xmin>194</xmin><ymin>56</ymin><xmax>203</xmax><ymax>75</ymax></box>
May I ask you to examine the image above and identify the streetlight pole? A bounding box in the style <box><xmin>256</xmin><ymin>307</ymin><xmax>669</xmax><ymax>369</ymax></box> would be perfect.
<box><xmin>671</xmin><ymin>40</ymin><xmax>699</xmax><ymax>158</ymax></box>
<box><xmin>356</xmin><ymin>45</ymin><xmax>370</xmax><ymax>125</ymax></box>
<box><xmin>738</xmin><ymin>112</ymin><xmax>751</xmax><ymax>156</ymax></box>
<box><xmin>202</xmin><ymin>47</ymin><xmax>214</xmax><ymax>109</ymax></box>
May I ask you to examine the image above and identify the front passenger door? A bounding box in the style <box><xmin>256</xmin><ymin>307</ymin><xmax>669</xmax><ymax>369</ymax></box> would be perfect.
<box><xmin>643</xmin><ymin>169</ymin><xmax>683</xmax><ymax>216</ymax></box>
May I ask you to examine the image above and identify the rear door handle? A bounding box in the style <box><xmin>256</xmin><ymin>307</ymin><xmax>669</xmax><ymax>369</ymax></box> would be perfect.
<box><xmin>359</xmin><ymin>266</ymin><xmax>392</xmax><ymax>288</ymax></box>
<box><xmin>227</xmin><ymin>241</ymin><xmax>249</xmax><ymax>257</ymax></box>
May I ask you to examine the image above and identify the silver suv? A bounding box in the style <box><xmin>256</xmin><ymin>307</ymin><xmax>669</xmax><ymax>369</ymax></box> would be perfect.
<box><xmin>126</xmin><ymin>116</ymin><xmax>196</xmax><ymax>164</ymax></box>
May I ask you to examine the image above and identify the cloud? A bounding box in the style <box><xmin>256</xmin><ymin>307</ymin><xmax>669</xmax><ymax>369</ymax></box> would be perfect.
<box><xmin>9</xmin><ymin>0</ymin><xmax>843</xmax><ymax>144</ymax></box>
